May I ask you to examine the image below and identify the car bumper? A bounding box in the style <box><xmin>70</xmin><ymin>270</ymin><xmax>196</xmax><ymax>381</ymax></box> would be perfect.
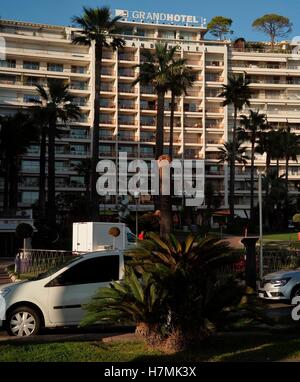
<box><xmin>258</xmin><ymin>288</ymin><xmax>289</xmax><ymax>300</ymax></box>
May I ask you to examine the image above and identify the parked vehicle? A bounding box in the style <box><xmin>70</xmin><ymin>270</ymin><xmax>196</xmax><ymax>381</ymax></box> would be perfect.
<box><xmin>0</xmin><ymin>250</ymin><xmax>124</xmax><ymax>337</ymax></box>
<box><xmin>72</xmin><ymin>222</ymin><xmax>129</xmax><ymax>252</ymax></box>
<box><xmin>258</xmin><ymin>270</ymin><xmax>300</xmax><ymax>301</ymax></box>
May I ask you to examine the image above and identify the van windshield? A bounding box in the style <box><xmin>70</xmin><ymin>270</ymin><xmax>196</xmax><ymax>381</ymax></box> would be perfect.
<box><xmin>31</xmin><ymin>256</ymin><xmax>83</xmax><ymax>281</ymax></box>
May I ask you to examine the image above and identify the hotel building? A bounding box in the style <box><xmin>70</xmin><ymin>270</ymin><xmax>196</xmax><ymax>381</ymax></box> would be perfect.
<box><xmin>0</xmin><ymin>14</ymin><xmax>299</xmax><ymax>219</ymax></box>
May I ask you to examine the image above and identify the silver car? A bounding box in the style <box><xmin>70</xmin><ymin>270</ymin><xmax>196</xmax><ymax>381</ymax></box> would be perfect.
<box><xmin>258</xmin><ymin>270</ymin><xmax>300</xmax><ymax>302</ymax></box>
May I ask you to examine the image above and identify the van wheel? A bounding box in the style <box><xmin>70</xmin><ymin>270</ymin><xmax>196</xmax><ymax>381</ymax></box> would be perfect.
<box><xmin>6</xmin><ymin>306</ymin><xmax>41</xmax><ymax>337</ymax></box>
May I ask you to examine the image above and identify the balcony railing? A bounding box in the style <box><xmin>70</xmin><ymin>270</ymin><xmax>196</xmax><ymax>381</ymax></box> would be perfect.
<box><xmin>118</xmin><ymin>54</ymin><xmax>136</xmax><ymax>61</ymax></box>
<box><xmin>119</xmin><ymin>69</ymin><xmax>135</xmax><ymax>77</ymax></box>
<box><xmin>119</xmin><ymin>85</ymin><xmax>136</xmax><ymax>93</ymax></box>
<box><xmin>101</xmin><ymin>84</ymin><xmax>115</xmax><ymax>92</ymax></box>
<box><xmin>118</xmin><ymin>119</ymin><xmax>136</xmax><ymax>126</ymax></box>
<box><xmin>119</xmin><ymin>102</ymin><xmax>135</xmax><ymax>109</ymax></box>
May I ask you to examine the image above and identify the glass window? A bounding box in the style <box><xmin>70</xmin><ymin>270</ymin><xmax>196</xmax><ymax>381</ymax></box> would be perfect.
<box><xmin>71</xmin><ymin>66</ymin><xmax>86</xmax><ymax>74</ymax></box>
<box><xmin>47</xmin><ymin>63</ymin><xmax>64</xmax><ymax>72</ymax></box>
<box><xmin>21</xmin><ymin>191</ymin><xmax>39</xmax><ymax>204</ymax></box>
<box><xmin>51</xmin><ymin>256</ymin><xmax>120</xmax><ymax>286</ymax></box>
<box><xmin>23</xmin><ymin>61</ymin><xmax>40</xmax><ymax>70</ymax></box>
<box><xmin>0</xmin><ymin>59</ymin><xmax>16</xmax><ymax>68</ymax></box>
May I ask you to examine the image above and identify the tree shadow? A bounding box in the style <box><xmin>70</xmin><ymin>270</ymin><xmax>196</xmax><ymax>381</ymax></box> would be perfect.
<box><xmin>133</xmin><ymin>332</ymin><xmax>300</xmax><ymax>362</ymax></box>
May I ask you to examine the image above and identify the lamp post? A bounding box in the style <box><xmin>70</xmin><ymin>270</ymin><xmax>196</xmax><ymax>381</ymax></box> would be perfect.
<box><xmin>134</xmin><ymin>192</ymin><xmax>140</xmax><ymax>244</ymax></box>
<box><xmin>258</xmin><ymin>169</ymin><xmax>264</xmax><ymax>280</ymax></box>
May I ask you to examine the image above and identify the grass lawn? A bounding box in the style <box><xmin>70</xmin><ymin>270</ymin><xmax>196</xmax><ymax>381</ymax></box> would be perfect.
<box><xmin>263</xmin><ymin>232</ymin><xmax>298</xmax><ymax>242</ymax></box>
<box><xmin>2</xmin><ymin>333</ymin><xmax>300</xmax><ymax>362</ymax></box>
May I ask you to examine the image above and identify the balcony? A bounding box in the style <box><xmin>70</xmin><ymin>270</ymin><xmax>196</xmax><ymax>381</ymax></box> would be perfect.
<box><xmin>141</xmin><ymin>117</ymin><xmax>156</xmax><ymax>127</ymax></box>
<box><xmin>119</xmin><ymin>68</ymin><xmax>135</xmax><ymax>77</ymax></box>
<box><xmin>101</xmin><ymin>84</ymin><xmax>115</xmax><ymax>92</ymax></box>
<box><xmin>100</xmin><ymin>118</ymin><xmax>115</xmax><ymax>125</ymax></box>
<box><xmin>102</xmin><ymin>52</ymin><xmax>114</xmax><ymax>60</ymax></box>
<box><xmin>140</xmin><ymin>151</ymin><xmax>154</xmax><ymax>158</ymax></box>
<box><xmin>118</xmin><ymin>118</ymin><xmax>136</xmax><ymax>126</ymax></box>
<box><xmin>100</xmin><ymin>100</ymin><xmax>115</xmax><ymax>108</ymax></box>
<box><xmin>118</xmin><ymin>84</ymin><xmax>136</xmax><ymax>94</ymax></box>
<box><xmin>118</xmin><ymin>53</ymin><xmax>136</xmax><ymax>62</ymax></box>
<box><xmin>206</xmin><ymin>61</ymin><xmax>224</xmax><ymax>67</ymax></box>
<box><xmin>101</xmin><ymin>68</ymin><xmax>114</xmax><ymax>76</ymax></box>
<box><xmin>99</xmin><ymin>132</ymin><xmax>115</xmax><ymax>141</ymax></box>
<box><xmin>118</xmin><ymin>133</ymin><xmax>136</xmax><ymax>141</ymax></box>
<box><xmin>119</xmin><ymin>101</ymin><xmax>136</xmax><ymax>109</ymax></box>
<box><xmin>71</xmin><ymin>66</ymin><xmax>87</xmax><ymax>74</ymax></box>
<box><xmin>206</xmin><ymin>76</ymin><xmax>224</xmax><ymax>83</ymax></box>
<box><xmin>206</xmin><ymin>108</ymin><xmax>223</xmax><ymax>114</ymax></box>
<box><xmin>99</xmin><ymin>151</ymin><xmax>116</xmax><ymax>157</ymax></box>
<box><xmin>141</xmin><ymin>86</ymin><xmax>155</xmax><ymax>94</ymax></box>
<box><xmin>70</xmin><ymin>82</ymin><xmax>89</xmax><ymax>91</ymax></box>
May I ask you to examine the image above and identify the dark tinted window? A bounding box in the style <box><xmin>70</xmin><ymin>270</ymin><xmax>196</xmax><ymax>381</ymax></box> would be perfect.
<box><xmin>53</xmin><ymin>256</ymin><xmax>120</xmax><ymax>286</ymax></box>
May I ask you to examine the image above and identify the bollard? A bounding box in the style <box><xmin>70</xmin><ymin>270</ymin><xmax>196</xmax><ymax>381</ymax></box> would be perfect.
<box><xmin>241</xmin><ymin>237</ymin><xmax>259</xmax><ymax>290</ymax></box>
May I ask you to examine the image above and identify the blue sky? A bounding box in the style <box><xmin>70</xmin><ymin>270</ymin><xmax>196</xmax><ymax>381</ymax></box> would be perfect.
<box><xmin>1</xmin><ymin>0</ymin><xmax>299</xmax><ymax>41</ymax></box>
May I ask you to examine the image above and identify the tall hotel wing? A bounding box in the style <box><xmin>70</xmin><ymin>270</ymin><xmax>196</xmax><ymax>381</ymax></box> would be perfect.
<box><xmin>0</xmin><ymin>18</ymin><xmax>299</xmax><ymax>217</ymax></box>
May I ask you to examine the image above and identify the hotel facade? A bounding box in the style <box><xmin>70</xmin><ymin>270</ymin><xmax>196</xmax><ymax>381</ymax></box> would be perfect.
<box><xmin>0</xmin><ymin>14</ymin><xmax>300</xmax><ymax>219</ymax></box>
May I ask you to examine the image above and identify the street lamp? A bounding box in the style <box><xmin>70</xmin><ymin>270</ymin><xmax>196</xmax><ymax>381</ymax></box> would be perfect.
<box><xmin>134</xmin><ymin>192</ymin><xmax>140</xmax><ymax>244</ymax></box>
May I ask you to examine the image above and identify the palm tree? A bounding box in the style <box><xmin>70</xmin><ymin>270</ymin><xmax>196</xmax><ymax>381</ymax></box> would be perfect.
<box><xmin>134</xmin><ymin>43</ymin><xmax>182</xmax><ymax>237</ymax></box>
<box><xmin>218</xmin><ymin>141</ymin><xmax>249</xmax><ymax>167</ymax></box>
<box><xmin>219</xmin><ymin>75</ymin><xmax>251</xmax><ymax>221</ymax></box>
<box><xmin>218</xmin><ymin>141</ymin><xmax>249</xmax><ymax>211</ymax></box>
<box><xmin>134</xmin><ymin>43</ymin><xmax>182</xmax><ymax>160</ymax></box>
<box><xmin>238</xmin><ymin>110</ymin><xmax>267</xmax><ymax>222</ymax></box>
<box><xmin>72</xmin><ymin>158</ymin><xmax>92</xmax><ymax>194</ymax></box>
<box><xmin>33</xmin><ymin>80</ymin><xmax>80</xmax><ymax>227</ymax></box>
<box><xmin>126</xmin><ymin>233</ymin><xmax>240</xmax><ymax>349</ymax></box>
<box><xmin>30</xmin><ymin>107</ymin><xmax>48</xmax><ymax>220</ymax></box>
<box><xmin>281</xmin><ymin>123</ymin><xmax>300</xmax><ymax>190</ymax></box>
<box><xmin>168</xmin><ymin>63</ymin><xmax>194</xmax><ymax>159</ymax></box>
<box><xmin>82</xmin><ymin>268</ymin><xmax>167</xmax><ymax>345</ymax></box>
<box><xmin>72</xmin><ymin>6</ymin><xmax>125</xmax><ymax>220</ymax></box>
<box><xmin>0</xmin><ymin>113</ymin><xmax>38</xmax><ymax>214</ymax></box>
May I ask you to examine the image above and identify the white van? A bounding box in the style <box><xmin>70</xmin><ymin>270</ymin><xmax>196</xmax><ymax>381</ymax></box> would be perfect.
<box><xmin>0</xmin><ymin>251</ymin><xmax>124</xmax><ymax>337</ymax></box>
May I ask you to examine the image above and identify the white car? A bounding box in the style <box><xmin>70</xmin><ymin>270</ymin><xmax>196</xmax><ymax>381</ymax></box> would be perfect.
<box><xmin>0</xmin><ymin>250</ymin><xmax>124</xmax><ymax>337</ymax></box>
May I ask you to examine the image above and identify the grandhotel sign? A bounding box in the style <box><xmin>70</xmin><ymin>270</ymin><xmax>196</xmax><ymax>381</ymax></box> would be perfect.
<box><xmin>115</xmin><ymin>9</ymin><xmax>206</xmax><ymax>27</ymax></box>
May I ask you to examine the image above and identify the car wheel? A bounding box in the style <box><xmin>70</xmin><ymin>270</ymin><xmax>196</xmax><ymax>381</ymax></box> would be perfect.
<box><xmin>6</xmin><ymin>306</ymin><xmax>41</xmax><ymax>337</ymax></box>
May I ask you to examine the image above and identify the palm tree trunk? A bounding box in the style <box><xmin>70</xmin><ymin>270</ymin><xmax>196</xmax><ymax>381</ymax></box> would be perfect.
<box><xmin>154</xmin><ymin>90</ymin><xmax>165</xmax><ymax>212</ymax></box>
<box><xmin>250</xmin><ymin>140</ymin><xmax>255</xmax><ymax>223</ymax></box>
<box><xmin>168</xmin><ymin>91</ymin><xmax>175</xmax><ymax>160</ymax></box>
<box><xmin>90</xmin><ymin>42</ymin><xmax>102</xmax><ymax>221</ymax></box>
<box><xmin>229</xmin><ymin>106</ymin><xmax>238</xmax><ymax>222</ymax></box>
<box><xmin>155</xmin><ymin>90</ymin><xmax>165</xmax><ymax>159</ymax></box>
<box><xmin>39</xmin><ymin>125</ymin><xmax>47</xmax><ymax>219</ymax></box>
<box><xmin>155</xmin><ymin>90</ymin><xmax>172</xmax><ymax>237</ymax></box>
<box><xmin>47</xmin><ymin>117</ymin><xmax>56</xmax><ymax>227</ymax></box>
<box><xmin>285</xmin><ymin>156</ymin><xmax>289</xmax><ymax>191</ymax></box>
<box><xmin>160</xmin><ymin>91</ymin><xmax>176</xmax><ymax>238</ymax></box>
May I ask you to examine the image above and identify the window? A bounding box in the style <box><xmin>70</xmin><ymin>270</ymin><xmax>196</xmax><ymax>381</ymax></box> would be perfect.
<box><xmin>21</xmin><ymin>191</ymin><xmax>39</xmax><ymax>204</ymax></box>
<box><xmin>23</xmin><ymin>61</ymin><xmax>40</xmax><ymax>70</ymax></box>
<box><xmin>23</xmin><ymin>94</ymin><xmax>40</xmax><ymax>103</ymax></box>
<box><xmin>21</xmin><ymin>160</ymin><xmax>39</xmax><ymax>172</ymax></box>
<box><xmin>71</xmin><ymin>66</ymin><xmax>86</xmax><ymax>74</ymax></box>
<box><xmin>47</xmin><ymin>63</ymin><xmax>64</xmax><ymax>72</ymax></box>
<box><xmin>50</xmin><ymin>256</ymin><xmax>120</xmax><ymax>286</ymax></box>
<box><xmin>0</xmin><ymin>59</ymin><xmax>16</xmax><ymax>68</ymax></box>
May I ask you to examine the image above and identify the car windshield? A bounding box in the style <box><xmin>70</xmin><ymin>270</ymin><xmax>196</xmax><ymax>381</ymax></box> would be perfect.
<box><xmin>31</xmin><ymin>256</ymin><xmax>83</xmax><ymax>280</ymax></box>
